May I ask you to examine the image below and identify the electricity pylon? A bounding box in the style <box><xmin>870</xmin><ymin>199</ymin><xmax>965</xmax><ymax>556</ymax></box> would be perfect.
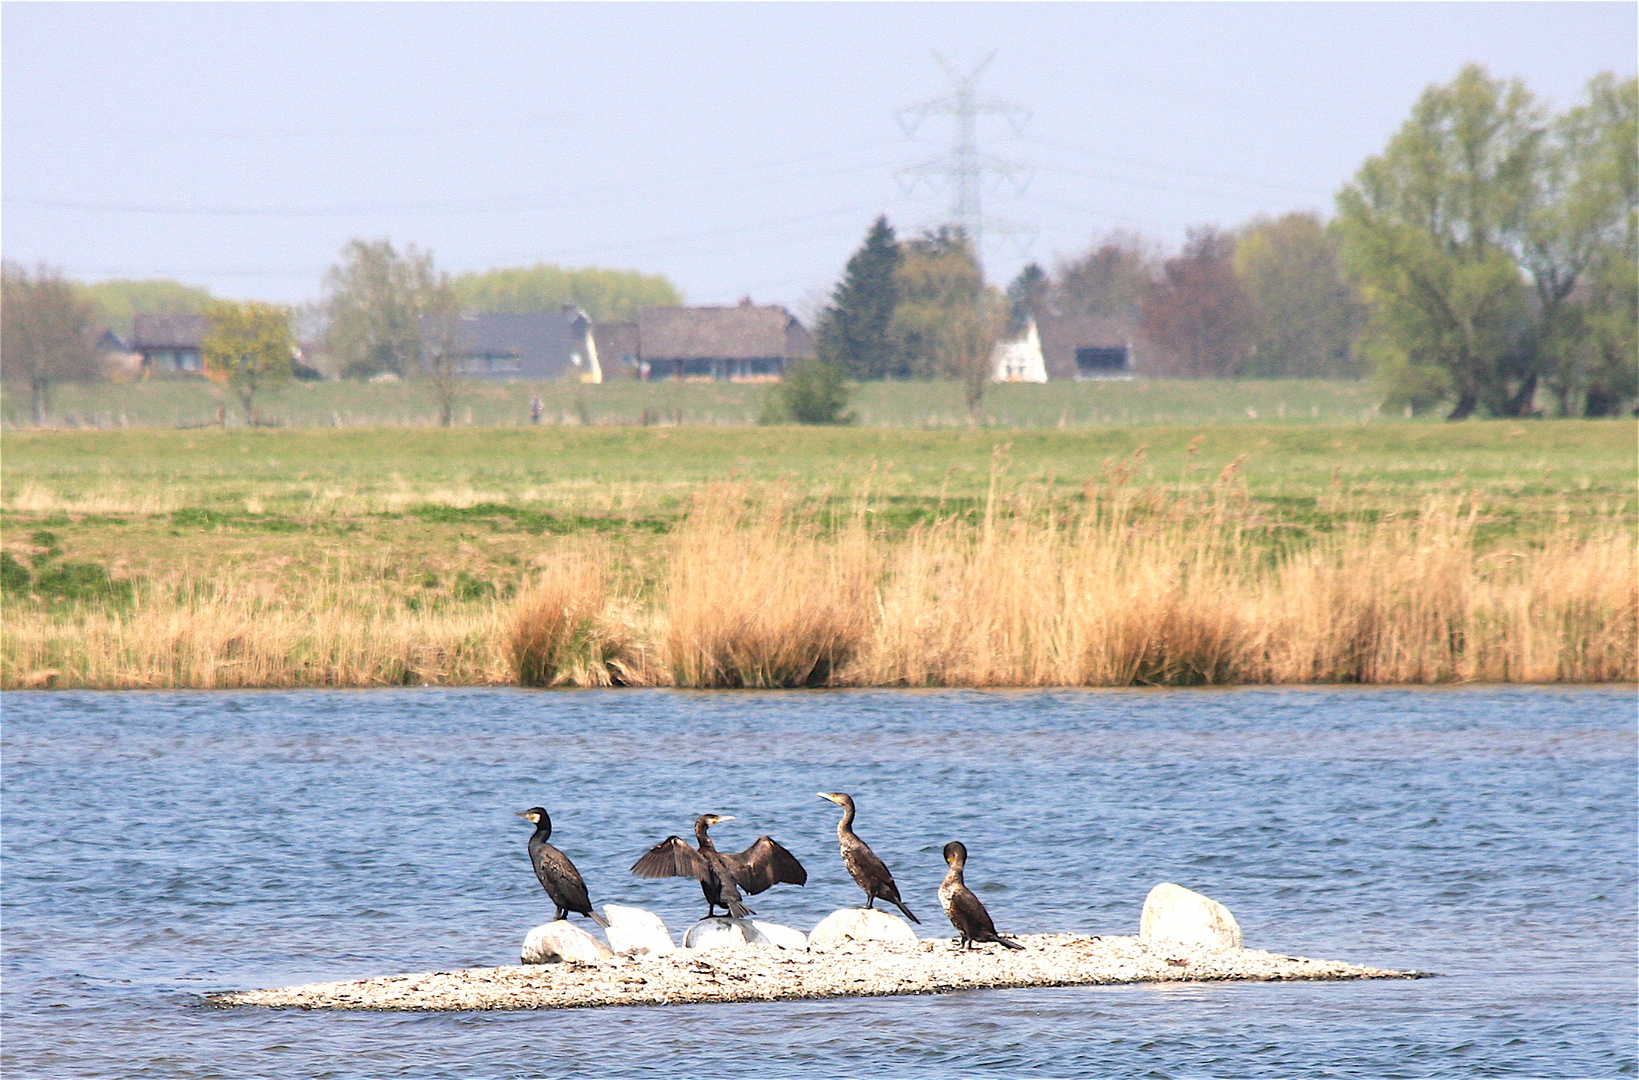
<box><xmin>896</xmin><ymin>53</ymin><xmax>1034</xmax><ymax>272</ymax></box>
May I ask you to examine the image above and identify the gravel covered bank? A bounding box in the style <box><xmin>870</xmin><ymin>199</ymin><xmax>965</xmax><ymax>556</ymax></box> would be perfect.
<box><xmin>206</xmin><ymin>934</ymin><xmax>1425</xmax><ymax>1012</ymax></box>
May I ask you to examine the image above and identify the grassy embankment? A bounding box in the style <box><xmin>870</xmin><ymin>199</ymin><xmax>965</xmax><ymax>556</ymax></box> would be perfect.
<box><xmin>2</xmin><ymin>420</ymin><xmax>1633</xmax><ymax>689</ymax></box>
<box><xmin>8</xmin><ymin>376</ymin><xmax>1387</xmax><ymax>430</ymax></box>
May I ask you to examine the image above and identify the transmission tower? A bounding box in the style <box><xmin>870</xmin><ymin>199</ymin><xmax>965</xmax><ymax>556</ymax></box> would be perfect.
<box><xmin>896</xmin><ymin>53</ymin><xmax>1034</xmax><ymax>272</ymax></box>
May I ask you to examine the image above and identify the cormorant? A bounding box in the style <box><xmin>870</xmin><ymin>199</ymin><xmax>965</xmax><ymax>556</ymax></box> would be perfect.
<box><xmin>630</xmin><ymin>814</ymin><xmax>806</xmax><ymax>918</ymax></box>
<box><xmin>939</xmin><ymin>840</ymin><xmax>1022</xmax><ymax>950</ymax></box>
<box><xmin>816</xmin><ymin>792</ymin><xmax>919</xmax><ymax>923</ymax></box>
<box><xmin>517</xmin><ymin>807</ymin><xmax>609</xmax><ymax>927</ymax></box>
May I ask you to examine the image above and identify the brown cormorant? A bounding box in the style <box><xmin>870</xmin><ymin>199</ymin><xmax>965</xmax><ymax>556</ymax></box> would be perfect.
<box><xmin>939</xmin><ymin>840</ymin><xmax>1022</xmax><ymax>950</ymax></box>
<box><xmin>517</xmin><ymin>807</ymin><xmax>609</xmax><ymax>927</ymax></box>
<box><xmin>630</xmin><ymin>814</ymin><xmax>806</xmax><ymax>918</ymax></box>
<box><xmin>816</xmin><ymin>792</ymin><xmax>919</xmax><ymax>923</ymax></box>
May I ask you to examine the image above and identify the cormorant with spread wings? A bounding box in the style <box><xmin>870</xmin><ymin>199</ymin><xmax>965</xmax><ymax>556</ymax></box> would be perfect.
<box><xmin>630</xmin><ymin>813</ymin><xmax>806</xmax><ymax>918</ymax></box>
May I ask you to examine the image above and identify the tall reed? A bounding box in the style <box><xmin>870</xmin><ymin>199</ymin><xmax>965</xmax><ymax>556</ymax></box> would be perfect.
<box><xmin>7</xmin><ymin>482</ymin><xmax>1633</xmax><ymax>690</ymax></box>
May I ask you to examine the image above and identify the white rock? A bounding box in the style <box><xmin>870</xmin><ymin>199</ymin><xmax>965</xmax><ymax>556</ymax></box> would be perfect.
<box><xmin>683</xmin><ymin>917</ymin><xmax>759</xmax><ymax>950</ymax></box>
<box><xmin>1138</xmin><ymin>882</ymin><xmax>1243</xmax><ymax>951</ymax></box>
<box><xmin>681</xmin><ymin>917</ymin><xmax>807</xmax><ymax>950</ymax></box>
<box><xmin>749</xmin><ymin>920</ymin><xmax>808</xmax><ymax>951</ymax></box>
<box><xmin>602</xmin><ymin>904</ymin><xmax>675</xmax><ymax>957</ymax></box>
<box><xmin>521</xmin><ymin>920</ymin><xmax>613</xmax><ymax>964</ymax></box>
<box><xmin>808</xmin><ymin>908</ymin><xmax>920</xmax><ymax>951</ymax></box>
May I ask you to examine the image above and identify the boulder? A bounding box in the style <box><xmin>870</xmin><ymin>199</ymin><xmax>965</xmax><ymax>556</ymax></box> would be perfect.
<box><xmin>750</xmin><ymin>920</ymin><xmax>808</xmax><ymax>951</ymax></box>
<box><xmin>808</xmin><ymin>908</ymin><xmax>919</xmax><ymax>951</ymax></box>
<box><xmin>602</xmin><ymin>904</ymin><xmax>675</xmax><ymax>957</ymax></box>
<box><xmin>521</xmin><ymin>920</ymin><xmax>613</xmax><ymax>964</ymax></box>
<box><xmin>682</xmin><ymin>917</ymin><xmax>808</xmax><ymax>950</ymax></box>
<box><xmin>1138</xmin><ymin>882</ymin><xmax>1243</xmax><ymax>951</ymax></box>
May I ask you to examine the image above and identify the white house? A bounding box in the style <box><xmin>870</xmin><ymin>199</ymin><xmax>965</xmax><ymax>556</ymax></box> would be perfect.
<box><xmin>991</xmin><ymin>317</ymin><xmax>1048</xmax><ymax>383</ymax></box>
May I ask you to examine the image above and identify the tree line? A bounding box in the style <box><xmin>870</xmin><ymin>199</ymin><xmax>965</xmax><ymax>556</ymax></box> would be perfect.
<box><xmin>4</xmin><ymin>65</ymin><xmax>1633</xmax><ymax>422</ymax></box>
<box><xmin>805</xmin><ymin>66</ymin><xmax>1634</xmax><ymax>419</ymax></box>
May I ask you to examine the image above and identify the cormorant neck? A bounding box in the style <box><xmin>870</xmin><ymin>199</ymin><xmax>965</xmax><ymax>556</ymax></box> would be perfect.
<box><xmin>694</xmin><ymin>822</ymin><xmax>715</xmax><ymax>850</ymax></box>
<box><xmin>836</xmin><ymin>798</ymin><xmax>856</xmax><ymax>833</ymax></box>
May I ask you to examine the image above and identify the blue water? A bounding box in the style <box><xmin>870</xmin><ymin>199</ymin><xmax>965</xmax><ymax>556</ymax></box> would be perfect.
<box><xmin>2</xmin><ymin>686</ymin><xmax>1633</xmax><ymax>1078</ymax></box>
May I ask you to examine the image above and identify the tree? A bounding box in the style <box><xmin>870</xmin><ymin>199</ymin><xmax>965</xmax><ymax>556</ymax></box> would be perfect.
<box><xmin>1335</xmin><ymin>65</ymin><xmax>1636</xmax><ymax>418</ymax></box>
<box><xmin>1537</xmin><ymin>74</ymin><xmax>1638</xmax><ymax>416</ymax></box>
<box><xmin>1</xmin><ymin>262</ymin><xmax>99</xmax><ymax>425</ymax></box>
<box><xmin>890</xmin><ymin>228</ymin><xmax>1006</xmax><ymax>417</ymax></box>
<box><xmin>1005</xmin><ymin>262</ymin><xmax>1050</xmax><ymax>327</ymax></box>
<box><xmin>421</xmin><ymin>278</ymin><xmax>463</xmax><ymax>427</ymax></box>
<box><xmin>813</xmin><ymin>216</ymin><xmax>903</xmax><ymax>380</ymax></box>
<box><xmin>763</xmin><ymin>357</ymin><xmax>854</xmax><ymax>425</ymax></box>
<box><xmin>322</xmin><ymin>239</ymin><xmax>438</xmax><ymax>379</ymax></box>
<box><xmin>1051</xmin><ymin>230</ymin><xmax>1160</xmax><ymax>317</ymax></box>
<box><xmin>202</xmin><ymin>300</ymin><xmax>294</xmax><ymax>423</ymax></box>
<box><xmin>449</xmin><ymin>264</ymin><xmax>681</xmax><ymax>322</ymax></box>
<box><xmin>77</xmin><ymin>278</ymin><xmax>213</xmax><ymax>340</ymax></box>
<box><xmin>1234</xmin><ymin>212</ymin><xmax>1363</xmax><ymax>378</ymax></box>
<box><xmin>1139</xmin><ymin>226</ymin><xmax>1254</xmax><ymax>377</ymax></box>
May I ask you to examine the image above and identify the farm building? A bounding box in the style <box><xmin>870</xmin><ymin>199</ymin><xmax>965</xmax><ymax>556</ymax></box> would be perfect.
<box><xmin>131</xmin><ymin>314</ymin><xmax>206</xmax><ymax>375</ymax></box>
<box><xmin>1037</xmin><ymin>314</ymin><xmax>1139</xmax><ymax>380</ymax></box>
<box><xmin>422</xmin><ymin>308</ymin><xmax>600</xmax><ymax>382</ymax></box>
<box><xmin>637</xmin><ymin>301</ymin><xmax>814</xmax><ymax>381</ymax></box>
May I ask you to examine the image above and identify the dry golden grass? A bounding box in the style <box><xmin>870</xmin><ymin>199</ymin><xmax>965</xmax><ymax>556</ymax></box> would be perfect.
<box><xmin>4</xmin><ymin>480</ymin><xmax>1633</xmax><ymax>690</ymax></box>
<box><xmin>3</xmin><ymin>569</ymin><xmax>510</xmax><ymax>689</ymax></box>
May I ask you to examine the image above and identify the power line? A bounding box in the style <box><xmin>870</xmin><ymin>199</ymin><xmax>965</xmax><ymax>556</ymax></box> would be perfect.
<box><xmin>895</xmin><ymin>53</ymin><xmax>1034</xmax><ymax>271</ymax></box>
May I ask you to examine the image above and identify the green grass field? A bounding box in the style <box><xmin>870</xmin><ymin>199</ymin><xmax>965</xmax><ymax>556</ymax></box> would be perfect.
<box><xmin>2</xmin><ymin>419</ymin><xmax>1632</xmax><ymax>605</ymax></box>
<box><xmin>8</xmin><ymin>376</ymin><xmax>1391</xmax><ymax>430</ymax></box>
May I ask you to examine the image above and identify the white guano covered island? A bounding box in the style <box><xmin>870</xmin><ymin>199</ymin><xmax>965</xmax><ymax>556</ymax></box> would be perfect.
<box><xmin>207</xmin><ymin>884</ymin><xmax>1426</xmax><ymax>1011</ymax></box>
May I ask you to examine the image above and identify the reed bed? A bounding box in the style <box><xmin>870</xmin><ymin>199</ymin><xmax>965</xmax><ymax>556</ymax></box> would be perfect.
<box><xmin>5</xmin><ymin>482</ymin><xmax>1633</xmax><ymax>690</ymax></box>
<box><xmin>3</xmin><ymin>568</ymin><xmax>510</xmax><ymax>689</ymax></box>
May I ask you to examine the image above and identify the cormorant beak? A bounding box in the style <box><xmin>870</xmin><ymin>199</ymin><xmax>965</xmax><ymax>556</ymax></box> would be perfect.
<box><xmin>817</xmin><ymin>792</ymin><xmax>838</xmax><ymax>803</ymax></box>
<box><xmin>515</xmin><ymin>811</ymin><xmax>534</xmax><ymax>821</ymax></box>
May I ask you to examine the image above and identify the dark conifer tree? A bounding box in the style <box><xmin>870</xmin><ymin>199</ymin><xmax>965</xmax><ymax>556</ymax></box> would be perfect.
<box><xmin>815</xmin><ymin>216</ymin><xmax>902</xmax><ymax>380</ymax></box>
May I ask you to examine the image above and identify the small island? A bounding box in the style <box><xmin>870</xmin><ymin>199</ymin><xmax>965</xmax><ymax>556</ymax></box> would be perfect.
<box><xmin>206</xmin><ymin>932</ymin><xmax>1423</xmax><ymax>1012</ymax></box>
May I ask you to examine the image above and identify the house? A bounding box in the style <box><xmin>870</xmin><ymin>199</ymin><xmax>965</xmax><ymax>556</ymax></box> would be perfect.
<box><xmin>423</xmin><ymin>308</ymin><xmax>600</xmax><ymax>382</ymax></box>
<box><xmin>1037</xmin><ymin>314</ymin><xmax>1138</xmax><ymax>380</ymax></box>
<box><xmin>991</xmin><ymin>317</ymin><xmax>1048</xmax><ymax>383</ymax></box>
<box><xmin>592</xmin><ymin>321</ymin><xmax>640</xmax><ymax>380</ymax></box>
<box><xmin>638</xmin><ymin>300</ymin><xmax>814</xmax><ymax>381</ymax></box>
<box><xmin>131</xmin><ymin>313</ymin><xmax>206</xmax><ymax>375</ymax></box>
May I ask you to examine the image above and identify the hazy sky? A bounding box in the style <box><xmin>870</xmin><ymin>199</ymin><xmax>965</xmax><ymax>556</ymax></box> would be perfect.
<box><xmin>4</xmin><ymin>2</ymin><xmax>1633</xmax><ymax>315</ymax></box>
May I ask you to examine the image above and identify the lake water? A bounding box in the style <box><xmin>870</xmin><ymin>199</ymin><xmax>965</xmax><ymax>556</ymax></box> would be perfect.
<box><xmin>2</xmin><ymin>686</ymin><xmax>1634</xmax><ymax>1078</ymax></box>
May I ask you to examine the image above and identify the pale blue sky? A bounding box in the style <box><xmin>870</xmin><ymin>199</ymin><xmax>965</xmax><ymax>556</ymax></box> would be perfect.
<box><xmin>4</xmin><ymin>2</ymin><xmax>1633</xmax><ymax>315</ymax></box>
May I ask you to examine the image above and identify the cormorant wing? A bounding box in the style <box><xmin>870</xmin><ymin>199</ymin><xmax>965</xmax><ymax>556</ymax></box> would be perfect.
<box><xmin>950</xmin><ymin>887</ymin><xmax>1001</xmax><ymax>939</ymax></box>
<box><xmin>723</xmin><ymin>836</ymin><xmax>807</xmax><ymax>894</ymax></box>
<box><xmin>532</xmin><ymin>845</ymin><xmax>594</xmax><ymax>910</ymax></box>
<box><xmin>631</xmin><ymin>836</ymin><xmax>707</xmax><ymax>879</ymax></box>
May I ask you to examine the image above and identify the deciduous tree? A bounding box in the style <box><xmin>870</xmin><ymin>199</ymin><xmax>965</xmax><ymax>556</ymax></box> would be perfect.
<box><xmin>890</xmin><ymin>228</ymin><xmax>1006</xmax><ymax>417</ymax></box>
<box><xmin>1139</xmin><ymin>226</ymin><xmax>1253</xmax><ymax>377</ymax></box>
<box><xmin>77</xmin><ymin>278</ymin><xmax>213</xmax><ymax>340</ymax></box>
<box><xmin>202</xmin><ymin>300</ymin><xmax>294</xmax><ymax>423</ymax></box>
<box><xmin>1336</xmin><ymin>65</ymin><xmax>1634</xmax><ymax>418</ymax></box>
<box><xmin>1</xmin><ymin>262</ymin><xmax>99</xmax><ymax>425</ymax></box>
<box><xmin>1051</xmin><ymin>230</ymin><xmax>1160</xmax><ymax>317</ymax></box>
<box><xmin>814</xmin><ymin>216</ymin><xmax>902</xmax><ymax>380</ymax></box>
<box><xmin>449</xmin><ymin>263</ymin><xmax>681</xmax><ymax>322</ymax></box>
<box><xmin>322</xmin><ymin>239</ymin><xmax>437</xmax><ymax>379</ymax></box>
<box><xmin>1234</xmin><ymin>212</ymin><xmax>1363</xmax><ymax>378</ymax></box>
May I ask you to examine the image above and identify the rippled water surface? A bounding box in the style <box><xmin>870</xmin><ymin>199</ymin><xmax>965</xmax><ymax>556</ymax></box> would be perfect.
<box><xmin>3</xmin><ymin>686</ymin><xmax>1634</xmax><ymax>1078</ymax></box>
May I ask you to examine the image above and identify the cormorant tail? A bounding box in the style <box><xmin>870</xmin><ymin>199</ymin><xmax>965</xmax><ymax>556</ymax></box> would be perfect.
<box><xmin>589</xmin><ymin>910</ymin><xmax>611</xmax><ymax>929</ymax></box>
<box><xmin>728</xmin><ymin>899</ymin><xmax>752</xmax><ymax>919</ymax></box>
<box><xmin>997</xmin><ymin>935</ymin><xmax>1023</xmax><ymax>950</ymax></box>
<box><xmin>894</xmin><ymin>898</ymin><xmax>921</xmax><ymax>924</ymax></box>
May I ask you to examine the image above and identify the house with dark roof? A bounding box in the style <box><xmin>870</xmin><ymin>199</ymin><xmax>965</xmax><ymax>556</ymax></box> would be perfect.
<box><xmin>131</xmin><ymin>313</ymin><xmax>206</xmax><ymax>375</ymax></box>
<box><xmin>637</xmin><ymin>301</ymin><xmax>814</xmax><ymax>381</ymax></box>
<box><xmin>592</xmin><ymin>321</ymin><xmax>640</xmax><ymax>380</ymax></box>
<box><xmin>1037</xmin><ymin>314</ymin><xmax>1139</xmax><ymax>380</ymax></box>
<box><xmin>422</xmin><ymin>308</ymin><xmax>600</xmax><ymax>382</ymax></box>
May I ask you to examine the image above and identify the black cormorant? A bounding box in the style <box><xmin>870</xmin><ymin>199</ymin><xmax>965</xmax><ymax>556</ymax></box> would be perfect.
<box><xmin>630</xmin><ymin>814</ymin><xmax>806</xmax><ymax>918</ymax></box>
<box><xmin>939</xmin><ymin>840</ymin><xmax>1022</xmax><ymax>950</ymax></box>
<box><xmin>517</xmin><ymin>807</ymin><xmax>610</xmax><ymax>927</ymax></box>
<box><xmin>816</xmin><ymin>792</ymin><xmax>919</xmax><ymax>923</ymax></box>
